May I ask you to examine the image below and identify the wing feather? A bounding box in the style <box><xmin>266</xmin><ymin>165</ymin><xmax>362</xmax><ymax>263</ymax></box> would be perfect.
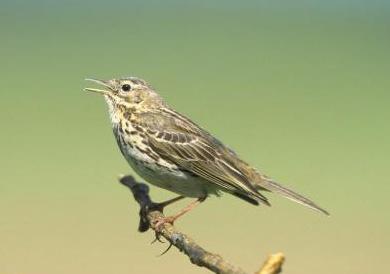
<box><xmin>135</xmin><ymin>111</ymin><xmax>270</xmax><ymax>205</ymax></box>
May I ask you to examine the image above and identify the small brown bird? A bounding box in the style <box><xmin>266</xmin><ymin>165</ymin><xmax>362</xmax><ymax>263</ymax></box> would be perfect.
<box><xmin>85</xmin><ymin>77</ymin><xmax>328</xmax><ymax>226</ymax></box>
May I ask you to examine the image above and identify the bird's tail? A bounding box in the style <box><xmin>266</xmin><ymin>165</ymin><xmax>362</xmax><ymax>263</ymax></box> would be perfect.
<box><xmin>258</xmin><ymin>178</ymin><xmax>329</xmax><ymax>215</ymax></box>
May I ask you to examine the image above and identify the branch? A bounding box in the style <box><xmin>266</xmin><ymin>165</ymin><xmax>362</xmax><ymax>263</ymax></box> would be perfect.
<box><xmin>119</xmin><ymin>175</ymin><xmax>285</xmax><ymax>274</ymax></box>
<box><xmin>256</xmin><ymin>253</ymin><xmax>285</xmax><ymax>274</ymax></box>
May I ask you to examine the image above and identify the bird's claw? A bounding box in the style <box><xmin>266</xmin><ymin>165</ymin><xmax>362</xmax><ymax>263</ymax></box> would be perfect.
<box><xmin>151</xmin><ymin>231</ymin><xmax>165</xmax><ymax>244</ymax></box>
<box><xmin>158</xmin><ymin>242</ymin><xmax>173</xmax><ymax>256</ymax></box>
<box><xmin>153</xmin><ymin>216</ymin><xmax>176</xmax><ymax>231</ymax></box>
<box><xmin>150</xmin><ymin>227</ymin><xmax>173</xmax><ymax>256</ymax></box>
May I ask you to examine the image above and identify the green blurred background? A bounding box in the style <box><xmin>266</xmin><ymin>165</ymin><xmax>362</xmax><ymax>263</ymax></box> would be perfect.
<box><xmin>1</xmin><ymin>0</ymin><xmax>389</xmax><ymax>273</ymax></box>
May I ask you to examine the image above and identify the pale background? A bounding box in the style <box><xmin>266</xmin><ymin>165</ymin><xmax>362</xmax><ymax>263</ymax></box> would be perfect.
<box><xmin>1</xmin><ymin>1</ymin><xmax>389</xmax><ymax>274</ymax></box>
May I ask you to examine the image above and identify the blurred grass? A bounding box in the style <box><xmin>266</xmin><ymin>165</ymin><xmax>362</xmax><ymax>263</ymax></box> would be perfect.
<box><xmin>0</xmin><ymin>1</ymin><xmax>389</xmax><ymax>274</ymax></box>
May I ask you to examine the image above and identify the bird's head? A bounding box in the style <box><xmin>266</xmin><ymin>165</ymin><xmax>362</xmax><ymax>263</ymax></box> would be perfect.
<box><xmin>84</xmin><ymin>77</ymin><xmax>163</xmax><ymax>112</ymax></box>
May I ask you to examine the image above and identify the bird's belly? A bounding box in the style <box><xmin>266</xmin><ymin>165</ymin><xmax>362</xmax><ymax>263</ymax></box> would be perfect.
<box><xmin>116</xmin><ymin>132</ymin><xmax>218</xmax><ymax>198</ymax></box>
<box><xmin>129</xmin><ymin>158</ymin><xmax>217</xmax><ymax>198</ymax></box>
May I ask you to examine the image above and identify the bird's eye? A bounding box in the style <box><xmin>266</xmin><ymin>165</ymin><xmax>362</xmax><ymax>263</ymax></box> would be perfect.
<box><xmin>121</xmin><ymin>84</ymin><xmax>131</xmax><ymax>92</ymax></box>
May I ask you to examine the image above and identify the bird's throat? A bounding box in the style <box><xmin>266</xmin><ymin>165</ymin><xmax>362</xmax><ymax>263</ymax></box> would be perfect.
<box><xmin>104</xmin><ymin>95</ymin><xmax>121</xmax><ymax>125</ymax></box>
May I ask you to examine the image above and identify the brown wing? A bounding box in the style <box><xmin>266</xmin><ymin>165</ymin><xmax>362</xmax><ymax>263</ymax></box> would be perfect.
<box><xmin>134</xmin><ymin>110</ymin><xmax>270</xmax><ymax>206</ymax></box>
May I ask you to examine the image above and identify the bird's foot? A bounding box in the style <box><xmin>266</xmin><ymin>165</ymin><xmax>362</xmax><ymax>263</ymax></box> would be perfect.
<box><xmin>153</xmin><ymin>215</ymin><xmax>177</xmax><ymax>231</ymax></box>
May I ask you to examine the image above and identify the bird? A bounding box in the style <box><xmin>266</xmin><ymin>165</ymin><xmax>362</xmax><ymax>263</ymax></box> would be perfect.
<box><xmin>85</xmin><ymin>76</ymin><xmax>329</xmax><ymax>227</ymax></box>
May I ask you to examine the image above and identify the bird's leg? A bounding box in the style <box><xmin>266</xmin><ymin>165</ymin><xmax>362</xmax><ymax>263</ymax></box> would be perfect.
<box><xmin>153</xmin><ymin>197</ymin><xmax>206</xmax><ymax>230</ymax></box>
<box><xmin>149</xmin><ymin>195</ymin><xmax>185</xmax><ymax>242</ymax></box>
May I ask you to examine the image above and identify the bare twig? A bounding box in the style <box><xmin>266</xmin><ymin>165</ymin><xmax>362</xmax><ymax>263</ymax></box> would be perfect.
<box><xmin>256</xmin><ymin>253</ymin><xmax>285</xmax><ymax>274</ymax></box>
<box><xmin>119</xmin><ymin>175</ymin><xmax>285</xmax><ymax>274</ymax></box>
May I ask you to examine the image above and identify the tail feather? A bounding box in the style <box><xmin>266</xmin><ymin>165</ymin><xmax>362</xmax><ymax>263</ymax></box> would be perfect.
<box><xmin>259</xmin><ymin>179</ymin><xmax>329</xmax><ymax>215</ymax></box>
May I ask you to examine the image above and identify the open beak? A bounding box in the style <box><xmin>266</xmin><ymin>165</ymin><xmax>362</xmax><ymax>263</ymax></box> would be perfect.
<box><xmin>84</xmin><ymin>78</ymin><xmax>111</xmax><ymax>95</ymax></box>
